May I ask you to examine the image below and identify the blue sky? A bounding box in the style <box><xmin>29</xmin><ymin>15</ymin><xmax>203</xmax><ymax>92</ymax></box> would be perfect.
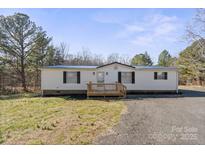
<box><xmin>0</xmin><ymin>8</ymin><xmax>196</xmax><ymax>63</ymax></box>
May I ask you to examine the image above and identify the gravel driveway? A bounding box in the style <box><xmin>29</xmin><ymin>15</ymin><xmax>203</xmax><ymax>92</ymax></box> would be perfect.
<box><xmin>95</xmin><ymin>87</ymin><xmax>205</xmax><ymax>144</ymax></box>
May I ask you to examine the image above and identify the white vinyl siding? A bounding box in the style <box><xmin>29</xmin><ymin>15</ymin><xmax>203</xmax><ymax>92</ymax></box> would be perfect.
<box><xmin>41</xmin><ymin>63</ymin><xmax>177</xmax><ymax>91</ymax></box>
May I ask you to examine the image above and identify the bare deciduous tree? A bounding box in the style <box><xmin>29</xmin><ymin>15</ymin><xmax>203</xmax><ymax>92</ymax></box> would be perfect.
<box><xmin>186</xmin><ymin>9</ymin><xmax>205</xmax><ymax>59</ymax></box>
<box><xmin>106</xmin><ymin>53</ymin><xmax>131</xmax><ymax>64</ymax></box>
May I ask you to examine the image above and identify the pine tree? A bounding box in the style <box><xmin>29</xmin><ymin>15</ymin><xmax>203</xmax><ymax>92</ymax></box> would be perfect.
<box><xmin>0</xmin><ymin>13</ymin><xmax>46</xmax><ymax>91</ymax></box>
<box><xmin>131</xmin><ymin>51</ymin><xmax>153</xmax><ymax>66</ymax></box>
<box><xmin>158</xmin><ymin>50</ymin><xmax>172</xmax><ymax>66</ymax></box>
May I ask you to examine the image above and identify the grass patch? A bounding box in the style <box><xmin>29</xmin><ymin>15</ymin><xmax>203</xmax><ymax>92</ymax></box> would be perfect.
<box><xmin>0</xmin><ymin>96</ymin><xmax>124</xmax><ymax>144</ymax></box>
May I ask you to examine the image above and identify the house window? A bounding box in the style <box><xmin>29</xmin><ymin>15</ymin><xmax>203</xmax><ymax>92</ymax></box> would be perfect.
<box><xmin>154</xmin><ymin>72</ymin><xmax>168</xmax><ymax>80</ymax></box>
<box><xmin>67</xmin><ymin>72</ymin><xmax>78</xmax><ymax>83</ymax></box>
<box><xmin>63</xmin><ymin>71</ymin><xmax>80</xmax><ymax>84</ymax></box>
<box><xmin>97</xmin><ymin>72</ymin><xmax>104</xmax><ymax>83</ymax></box>
<box><xmin>121</xmin><ymin>72</ymin><xmax>132</xmax><ymax>83</ymax></box>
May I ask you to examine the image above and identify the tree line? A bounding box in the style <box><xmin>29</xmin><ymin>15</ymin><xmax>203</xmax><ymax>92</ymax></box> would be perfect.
<box><xmin>0</xmin><ymin>10</ymin><xmax>205</xmax><ymax>94</ymax></box>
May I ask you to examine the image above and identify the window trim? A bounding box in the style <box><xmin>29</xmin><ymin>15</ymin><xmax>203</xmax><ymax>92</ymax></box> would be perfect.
<box><xmin>154</xmin><ymin>72</ymin><xmax>168</xmax><ymax>80</ymax></box>
<box><xmin>121</xmin><ymin>72</ymin><xmax>133</xmax><ymax>84</ymax></box>
<box><xmin>63</xmin><ymin>71</ymin><xmax>80</xmax><ymax>84</ymax></box>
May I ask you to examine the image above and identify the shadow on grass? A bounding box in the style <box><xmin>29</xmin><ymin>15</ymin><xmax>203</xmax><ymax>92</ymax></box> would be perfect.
<box><xmin>0</xmin><ymin>93</ymin><xmax>122</xmax><ymax>102</ymax></box>
<box><xmin>55</xmin><ymin>95</ymin><xmax>122</xmax><ymax>102</ymax></box>
<box><xmin>0</xmin><ymin>93</ymin><xmax>41</xmax><ymax>100</ymax></box>
<box><xmin>1</xmin><ymin>88</ymin><xmax>204</xmax><ymax>101</ymax></box>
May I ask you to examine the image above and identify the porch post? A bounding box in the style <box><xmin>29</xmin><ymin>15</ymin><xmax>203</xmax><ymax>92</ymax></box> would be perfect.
<box><xmin>88</xmin><ymin>81</ymin><xmax>92</xmax><ymax>92</ymax></box>
<box><xmin>115</xmin><ymin>82</ymin><xmax>119</xmax><ymax>91</ymax></box>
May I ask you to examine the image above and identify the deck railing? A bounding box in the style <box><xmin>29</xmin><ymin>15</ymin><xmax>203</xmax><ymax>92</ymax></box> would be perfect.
<box><xmin>87</xmin><ymin>81</ymin><xmax>127</xmax><ymax>97</ymax></box>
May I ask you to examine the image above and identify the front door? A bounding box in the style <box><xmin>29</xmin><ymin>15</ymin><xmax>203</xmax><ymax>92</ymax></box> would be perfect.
<box><xmin>97</xmin><ymin>72</ymin><xmax>104</xmax><ymax>83</ymax></box>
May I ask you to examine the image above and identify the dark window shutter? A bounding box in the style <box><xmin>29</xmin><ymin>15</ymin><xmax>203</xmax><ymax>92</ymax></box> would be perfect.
<box><xmin>154</xmin><ymin>72</ymin><xmax>158</xmax><ymax>80</ymax></box>
<box><xmin>132</xmin><ymin>71</ymin><xmax>135</xmax><ymax>84</ymax></box>
<box><xmin>164</xmin><ymin>72</ymin><xmax>168</xmax><ymax>80</ymax></box>
<box><xmin>77</xmin><ymin>71</ymin><xmax>80</xmax><ymax>84</ymax></box>
<box><xmin>63</xmin><ymin>71</ymin><xmax>67</xmax><ymax>83</ymax></box>
<box><xmin>118</xmin><ymin>72</ymin><xmax>121</xmax><ymax>83</ymax></box>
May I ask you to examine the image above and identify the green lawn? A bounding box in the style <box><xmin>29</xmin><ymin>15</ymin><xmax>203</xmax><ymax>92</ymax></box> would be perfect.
<box><xmin>0</xmin><ymin>96</ymin><xmax>125</xmax><ymax>144</ymax></box>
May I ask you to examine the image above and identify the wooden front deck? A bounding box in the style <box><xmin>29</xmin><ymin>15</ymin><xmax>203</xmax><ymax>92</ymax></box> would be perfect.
<box><xmin>87</xmin><ymin>82</ymin><xmax>127</xmax><ymax>97</ymax></box>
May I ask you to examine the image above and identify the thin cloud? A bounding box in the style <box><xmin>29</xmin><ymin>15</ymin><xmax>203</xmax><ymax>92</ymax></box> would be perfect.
<box><xmin>92</xmin><ymin>10</ymin><xmax>185</xmax><ymax>57</ymax></box>
<box><xmin>116</xmin><ymin>24</ymin><xmax>145</xmax><ymax>38</ymax></box>
<box><xmin>92</xmin><ymin>10</ymin><xmax>129</xmax><ymax>24</ymax></box>
<box><xmin>124</xmin><ymin>24</ymin><xmax>145</xmax><ymax>32</ymax></box>
<box><xmin>131</xmin><ymin>36</ymin><xmax>153</xmax><ymax>46</ymax></box>
<box><xmin>130</xmin><ymin>14</ymin><xmax>182</xmax><ymax>46</ymax></box>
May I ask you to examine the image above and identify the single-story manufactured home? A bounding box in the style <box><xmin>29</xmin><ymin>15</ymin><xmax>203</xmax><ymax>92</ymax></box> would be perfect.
<box><xmin>41</xmin><ymin>62</ymin><xmax>178</xmax><ymax>96</ymax></box>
